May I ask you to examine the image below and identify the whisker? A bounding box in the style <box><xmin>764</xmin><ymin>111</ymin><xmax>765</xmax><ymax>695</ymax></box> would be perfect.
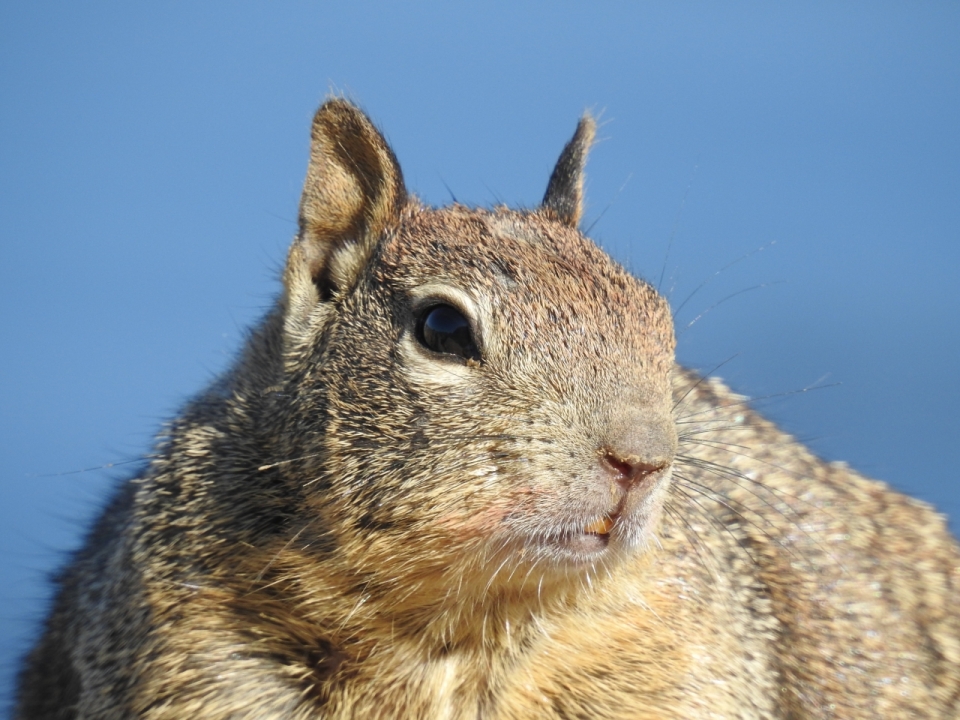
<box><xmin>258</xmin><ymin>453</ymin><xmax>325</xmax><ymax>472</ymax></box>
<box><xmin>673</xmin><ymin>381</ymin><xmax>840</xmax><ymax>424</ymax></box>
<box><xmin>676</xmin><ymin>456</ymin><xmax>806</xmax><ymax>529</ymax></box>
<box><xmin>249</xmin><ymin>521</ymin><xmax>319</xmax><ymax>588</ymax></box>
<box><xmin>671</xmin><ymin>359</ymin><xmax>739</xmax><ymax>412</ymax></box>
<box><xmin>25</xmin><ymin>457</ymin><xmax>149</xmax><ymax>478</ymax></box>
<box><xmin>676</xmin><ymin>453</ymin><xmax>846</xmax><ymax>569</ymax></box>
<box><xmin>672</xmin><ymin>240</ymin><xmax>777</xmax><ymax>318</ymax></box>
<box><xmin>657</xmin><ymin>159</ymin><xmax>699</xmax><ymax>294</ymax></box>
<box><xmin>670</xmin><ymin>484</ymin><xmax>762</xmax><ymax>567</ymax></box>
<box><xmin>674</xmin><ymin>475</ymin><xmax>809</xmax><ymax>568</ymax></box>
<box><xmin>679</xmin><ymin>282</ymin><xmax>786</xmax><ymax>335</ymax></box>
<box><xmin>662</xmin><ymin>503</ymin><xmax>721</xmax><ymax>586</ymax></box>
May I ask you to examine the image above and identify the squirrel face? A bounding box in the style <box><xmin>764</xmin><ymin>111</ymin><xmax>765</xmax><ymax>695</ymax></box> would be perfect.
<box><xmin>273</xmin><ymin>101</ymin><xmax>676</xmax><ymax>612</ymax></box>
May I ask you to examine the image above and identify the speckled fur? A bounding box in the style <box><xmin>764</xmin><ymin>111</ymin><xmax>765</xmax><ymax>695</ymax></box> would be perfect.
<box><xmin>16</xmin><ymin>100</ymin><xmax>960</xmax><ymax>719</ymax></box>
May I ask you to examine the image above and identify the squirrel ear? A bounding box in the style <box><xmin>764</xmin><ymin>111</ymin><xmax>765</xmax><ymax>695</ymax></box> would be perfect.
<box><xmin>541</xmin><ymin>114</ymin><xmax>596</xmax><ymax>228</ymax></box>
<box><xmin>284</xmin><ymin>99</ymin><xmax>406</xmax><ymax>323</ymax></box>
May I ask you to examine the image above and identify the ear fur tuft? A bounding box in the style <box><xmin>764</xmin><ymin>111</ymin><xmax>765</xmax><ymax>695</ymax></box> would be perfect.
<box><xmin>541</xmin><ymin>114</ymin><xmax>596</xmax><ymax>228</ymax></box>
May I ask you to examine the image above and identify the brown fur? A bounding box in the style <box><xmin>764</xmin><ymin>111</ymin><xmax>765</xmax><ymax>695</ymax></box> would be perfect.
<box><xmin>16</xmin><ymin>99</ymin><xmax>960</xmax><ymax>719</ymax></box>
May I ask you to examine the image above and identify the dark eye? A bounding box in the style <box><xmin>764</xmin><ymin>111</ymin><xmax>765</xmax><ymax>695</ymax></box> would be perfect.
<box><xmin>416</xmin><ymin>304</ymin><xmax>481</xmax><ymax>362</ymax></box>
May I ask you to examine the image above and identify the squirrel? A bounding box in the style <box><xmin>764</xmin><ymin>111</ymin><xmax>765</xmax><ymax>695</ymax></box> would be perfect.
<box><xmin>15</xmin><ymin>99</ymin><xmax>960</xmax><ymax>719</ymax></box>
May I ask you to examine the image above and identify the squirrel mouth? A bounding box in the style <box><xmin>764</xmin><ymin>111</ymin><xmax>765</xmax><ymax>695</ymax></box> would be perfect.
<box><xmin>556</xmin><ymin>515</ymin><xmax>616</xmax><ymax>556</ymax></box>
<box><xmin>583</xmin><ymin>516</ymin><xmax>615</xmax><ymax>536</ymax></box>
<box><xmin>572</xmin><ymin>512</ymin><xmax>619</xmax><ymax>552</ymax></box>
<box><xmin>536</xmin><ymin>511</ymin><xmax>626</xmax><ymax>559</ymax></box>
<box><xmin>530</xmin><ymin>511</ymin><xmax>623</xmax><ymax>560</ymax></box>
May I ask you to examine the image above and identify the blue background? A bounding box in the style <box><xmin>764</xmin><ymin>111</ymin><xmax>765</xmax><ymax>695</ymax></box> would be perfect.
<box><xmin>2</xmin><ymin>2</ymin><xmax>958</xmax><ymax>709</ymax></box>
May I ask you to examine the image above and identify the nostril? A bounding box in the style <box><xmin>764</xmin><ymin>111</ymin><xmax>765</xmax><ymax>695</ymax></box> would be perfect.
<box><xmin>603</xmin><ymin>453</ymin><xmax>634</xmax><ymax>480</ymax></box>
<box><xmin>602</xmin><ymin>450</ymin><xmax>666</xmax><ymax>489</ymax></box>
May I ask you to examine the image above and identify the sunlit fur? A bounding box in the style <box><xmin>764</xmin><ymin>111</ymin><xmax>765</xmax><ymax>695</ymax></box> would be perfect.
<box><xmin>16</xmin><ymin>100</ymin><xmax>960</xmax><ymax>719</ymax></box>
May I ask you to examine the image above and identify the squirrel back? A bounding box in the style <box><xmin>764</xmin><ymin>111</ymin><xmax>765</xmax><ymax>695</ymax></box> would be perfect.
<box><xmin>16</xmin><ymin>99</ymin><xmax>960</xmax><ymax>719</ymax></box>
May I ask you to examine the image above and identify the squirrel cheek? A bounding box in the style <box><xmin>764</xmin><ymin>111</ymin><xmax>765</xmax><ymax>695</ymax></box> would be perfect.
<box><xmin>433</xmin><ymin>504</ymin><xmax>512</xmax><ymax>537</ymax></box>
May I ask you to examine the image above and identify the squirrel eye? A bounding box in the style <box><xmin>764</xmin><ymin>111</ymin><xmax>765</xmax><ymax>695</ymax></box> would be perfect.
<box><xmin>416</xmin><ymin>304</ymin><xmax>481</xmax><ymax>362</ymax></box>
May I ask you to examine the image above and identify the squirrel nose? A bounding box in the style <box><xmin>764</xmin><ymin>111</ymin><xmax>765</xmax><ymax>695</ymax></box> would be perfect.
<box><xmin>601</xmin><ymin>415</ymin><xmax>676</xmax><ymax>491</ymax></box>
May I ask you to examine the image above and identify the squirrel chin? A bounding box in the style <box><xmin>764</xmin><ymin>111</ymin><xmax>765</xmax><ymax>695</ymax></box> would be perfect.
<box><xmin>551</xmin><ymin>530</ymin><xmax>613</xmax><ymax>560</ymax></box>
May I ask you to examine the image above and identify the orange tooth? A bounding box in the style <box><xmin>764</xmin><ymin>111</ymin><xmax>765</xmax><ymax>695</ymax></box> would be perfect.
<box><xmin>584</xmin><ymin>517</ymin><xmax>614</xmax><ymax>535</ymax></box>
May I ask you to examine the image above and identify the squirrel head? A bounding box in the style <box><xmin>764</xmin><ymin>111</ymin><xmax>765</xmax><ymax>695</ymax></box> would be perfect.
<box><xmin>272</xmin><ymin>100</ymin><xmax>676</xmax><ymax>623</ymax></box>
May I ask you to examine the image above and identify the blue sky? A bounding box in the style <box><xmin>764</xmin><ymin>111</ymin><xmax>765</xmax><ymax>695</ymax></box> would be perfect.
<box><xmin>1</xmin><ymin>1</ymin><xmax>958</xmax><ymax>708</ymax></box>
